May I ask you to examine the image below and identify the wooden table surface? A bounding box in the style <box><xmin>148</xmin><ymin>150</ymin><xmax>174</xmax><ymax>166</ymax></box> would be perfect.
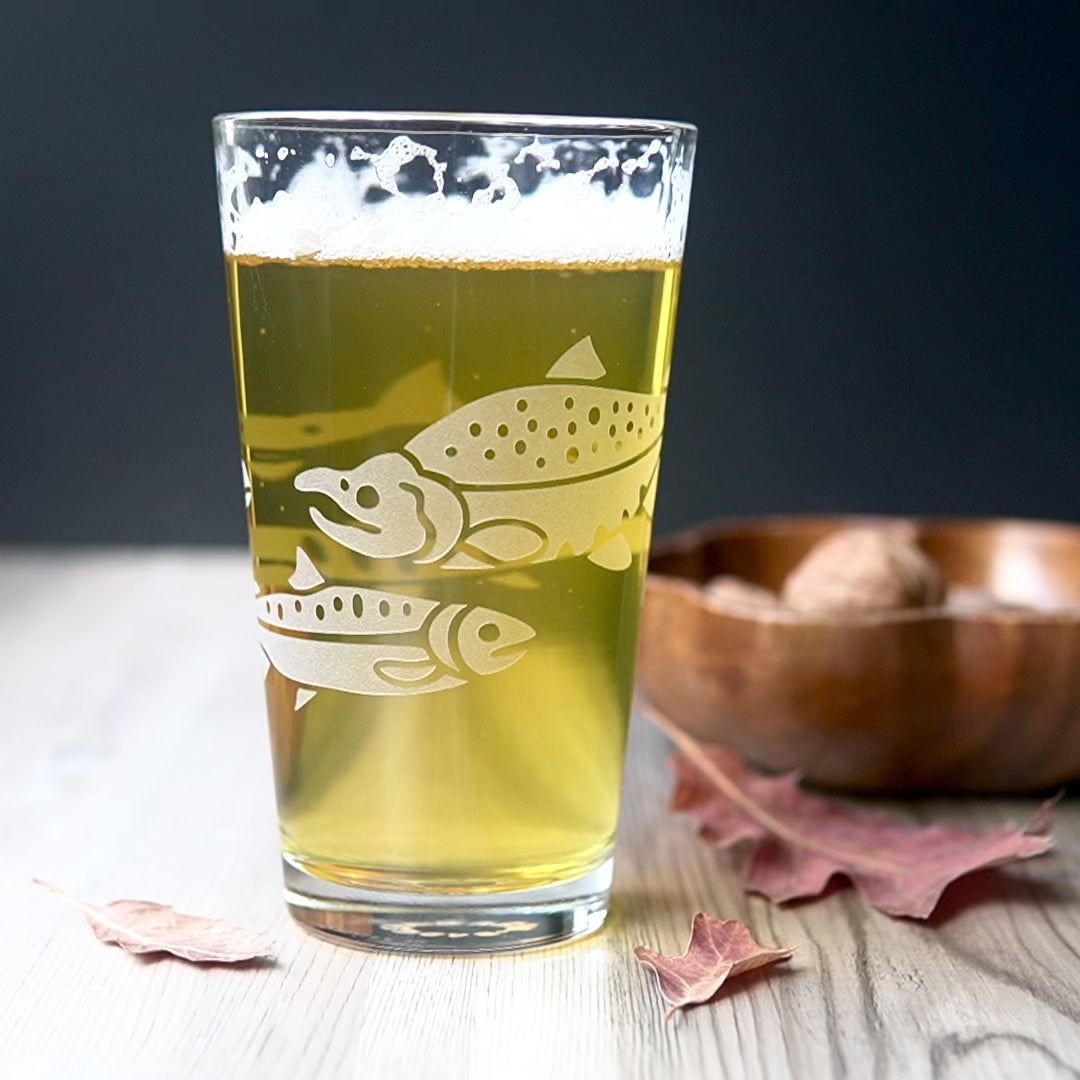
<box><xmin>1</xmin><ymin>550</ymin><xmax>1078</xmax><ymax>1079</ymax></box>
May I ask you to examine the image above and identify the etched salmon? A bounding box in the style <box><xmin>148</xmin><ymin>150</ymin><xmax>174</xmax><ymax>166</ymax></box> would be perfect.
<box><xmin>295</xmin><ymin>337</ymin><xmax>665</xmax><ymax>572</ymax></box>
<box><xmin>258</xmin><ymin>550</ymin><xmax>535</xmax><ymax>698</ymax></box>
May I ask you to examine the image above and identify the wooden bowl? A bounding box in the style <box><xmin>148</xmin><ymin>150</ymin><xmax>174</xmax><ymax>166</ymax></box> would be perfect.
<box><xmin>638</xmin><ymin>516</ymin><xmax>1080</xmax><ymax>792</ymax></box>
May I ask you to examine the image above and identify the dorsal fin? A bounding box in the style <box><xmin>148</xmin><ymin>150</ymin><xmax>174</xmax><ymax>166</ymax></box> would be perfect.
<box><xmin>289</xmin><ymin>547</ymin><xmax>325</xmax><ymax>591</ymax></box>
<box><xmin>546</xmin><ymin>336</ymin><xmax>606</xmax><ymax>381</ymax></box>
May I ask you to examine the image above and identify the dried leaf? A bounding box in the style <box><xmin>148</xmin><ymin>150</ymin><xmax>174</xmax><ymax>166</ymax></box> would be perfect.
<box><xmin>640</xmin><ymin>704</ymin><xmax>1056</xmax><ymax>919</ymax></box>
<box><xmin>635</xmin><ymin>912</ymin><xmax>793</xmax><ymax>1016</ymax></box>
<box><xmin>35</xmin><ymin>879</ymin><xmax>274</xmax><ymax>964</ymax></box>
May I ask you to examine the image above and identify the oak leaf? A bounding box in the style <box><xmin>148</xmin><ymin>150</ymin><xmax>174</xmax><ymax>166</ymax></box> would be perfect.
<box><xmin>641</xmin><ymin>705</ymin><xmax>1056</xmax><ymax>919</ymax></box>
<box><xmin>635</xmin><ymin>912</ymin><xmax>793</xmax><ymax>1016</ymax></box>
<box><xmin>35</xmin><ymin>879</ymin><xmax>274</xmax><ymax>963</ymax></box>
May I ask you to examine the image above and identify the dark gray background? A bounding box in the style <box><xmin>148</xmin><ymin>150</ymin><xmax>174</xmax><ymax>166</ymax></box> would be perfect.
<box><xmin>4</xmin><ymin>4</ymin><xmax>1077</xmax><ymax>544</ymax></box>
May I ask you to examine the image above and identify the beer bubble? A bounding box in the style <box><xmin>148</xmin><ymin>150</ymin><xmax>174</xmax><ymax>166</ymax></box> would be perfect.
<box><xmin>333</xmin><ymin>596</ymin><xmax>343</xmax><ymax>611</ymax></box>
<box><xmin>379</xmin><ymin>600</ymin><xmax>391</xmax><ymax>616</ymax></box>
<box><xmin>566</xmin><ymin>447</ymin><xmax>580</xmax><ymax>464</ymax></box>
<box><xmin>315</xmin><ymin>605</ymin><xmax>325</xmax><ymax>620</ymax></box>
<box><xmin>352</xmin><ymin>594</ymin><xmax>363</xmax><ymax>617</ymax></box>
<box><xmin>588</xmin><ymin>407</ymin><xmax>601</xmax><ymax>425</ymax></box>
<box><xmin>514</xmin><ymin>440</ymin><xmax>527</xmax><ymax>454</ymax></box>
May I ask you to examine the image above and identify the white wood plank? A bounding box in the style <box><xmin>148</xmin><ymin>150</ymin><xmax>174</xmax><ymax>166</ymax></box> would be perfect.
<box><xmin>0</xmin><ymin>551</ymin><xmax>1077</xmax><ymax>1079</ymax></box>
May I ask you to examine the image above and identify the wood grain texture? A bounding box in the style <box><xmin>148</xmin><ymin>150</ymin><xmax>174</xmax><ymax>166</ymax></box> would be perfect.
<box><xmin>0</xmin><ymin>551</ymin><xmax>1077</xmax><ymax>1080</ymax></box>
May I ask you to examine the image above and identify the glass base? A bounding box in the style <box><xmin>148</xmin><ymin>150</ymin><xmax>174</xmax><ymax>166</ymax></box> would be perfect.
<box><xmin>283</xmin><ymin>855</ymin><xmax>613</xmax><ymax>954</ymax></box>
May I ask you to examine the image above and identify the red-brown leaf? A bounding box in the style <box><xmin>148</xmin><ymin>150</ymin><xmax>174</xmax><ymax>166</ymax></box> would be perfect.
<box><xmin>641</xmin><ymin>705</ymin><xmax>1055</xmax><ymax>919</ymax></box>
<box><xmin>635</xmin><ymin>913</ymin><xmax>794</xmax><ymax>1015</ymax></box>
<box><xmin>35</xmin><ymin>879</ymin><xmax>274</xmax><ymax>963</ymax></box>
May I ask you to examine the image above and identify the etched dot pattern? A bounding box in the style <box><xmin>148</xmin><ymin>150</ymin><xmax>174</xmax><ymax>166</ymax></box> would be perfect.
<box><xmin>261</xmin><ymin>589</ymin><xmax>427</xmax><ymax>634</ymax></box>
<box><xmin>420</xmin><ymin>386</ymin><xmax>666</xmax><ymax>485</ymax></box>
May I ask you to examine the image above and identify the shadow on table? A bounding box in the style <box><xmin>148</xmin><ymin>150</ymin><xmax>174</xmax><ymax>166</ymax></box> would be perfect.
<box><xmin>927</xmin><ymin>866</ymin><xmax>1074</xmax><ymax>928</ymax></box>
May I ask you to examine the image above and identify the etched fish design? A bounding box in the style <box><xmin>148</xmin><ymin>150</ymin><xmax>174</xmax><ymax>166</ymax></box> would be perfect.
<box><xmin>258</xmin><ymin>550</ymin><xmax>535</xmax><ymax>698</ymax></box>
<box><xmin>295</xmin><ymin>337</ymin><xmax>665</xmax><ymax>572</ymax></box>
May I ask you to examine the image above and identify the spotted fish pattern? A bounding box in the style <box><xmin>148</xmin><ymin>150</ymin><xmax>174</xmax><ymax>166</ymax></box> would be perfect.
<box><xmin>295</xmin><ymin>337</ymin><xmax>666</xmax><ymax>572</ymax></box>
<box><xmin>257</xmin><ymin>568</ymin><xmax>534</xmax><ymax>698</ymax></box>
<box><xmin>258</xmin><ymin>337</ymin><xmax>661</xmax><ymax>700</ymax></box>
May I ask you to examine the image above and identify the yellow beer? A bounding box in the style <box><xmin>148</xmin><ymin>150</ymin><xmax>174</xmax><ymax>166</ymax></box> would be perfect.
<box><xmin>227</xmin><ymin>255</ymin><xmax>679</xmax><ymax>893</ymax></box>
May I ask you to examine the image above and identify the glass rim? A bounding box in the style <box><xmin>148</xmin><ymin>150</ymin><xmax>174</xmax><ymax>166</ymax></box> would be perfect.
<box><xmin>212</xmin><ymin>110</ymin><xmax>697</xmax><ymax>139</ymax></box>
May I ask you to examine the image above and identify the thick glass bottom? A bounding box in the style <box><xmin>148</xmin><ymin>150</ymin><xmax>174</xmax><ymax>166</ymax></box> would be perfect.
<box><xmin>283</xmin><ymin>855</ymin><xmax>613</xmax><ymax>954</ymax></box>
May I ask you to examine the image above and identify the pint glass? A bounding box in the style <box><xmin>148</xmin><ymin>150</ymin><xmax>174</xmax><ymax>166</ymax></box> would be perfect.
<box><xmin>213</xmin><ymin>112</ymin><xmax>696</xmax><ymax>952</ymax></box>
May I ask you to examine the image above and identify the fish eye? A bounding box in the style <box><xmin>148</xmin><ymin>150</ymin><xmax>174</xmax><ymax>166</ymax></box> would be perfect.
<box><xmin>478</xmin><ymin>622</ymin><xmax>501</xmax><ymax>642</ymax></box>
<box><xmin>355</xmin><ymin>485</ymin><xmax>380</xmax><ymax>509</ymax></box>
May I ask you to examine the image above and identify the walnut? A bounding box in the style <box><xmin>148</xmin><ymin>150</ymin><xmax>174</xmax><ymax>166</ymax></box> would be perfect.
<box><xmin>781</xmin><ymin>527</ymin><xmax>946</xmax><ymax>614</ymax></box>
<box><xmin>703</xmin><ymin>575</ymin><xmax>782</xmax><ymax>613</ymax></box>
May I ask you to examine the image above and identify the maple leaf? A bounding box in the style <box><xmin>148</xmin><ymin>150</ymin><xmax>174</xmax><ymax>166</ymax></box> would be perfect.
<box><xmin>34</xmin><ymin>879</ymin><xmax>275</xmax><ymax>964</ymax></box>
<box><xmin>640</xmin><ymin>704</ymin><xmax>1056</xmax><ymax>919</ymax></box>
<box><xmin>635</xmin><ymin>912</ymin><xmax>794</xmax><ymax>1016</ymax></box>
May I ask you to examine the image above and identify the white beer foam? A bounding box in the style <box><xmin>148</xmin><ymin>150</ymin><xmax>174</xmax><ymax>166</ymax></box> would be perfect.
<box><xmin>221</xmin><ymin>137</ymin><xmax>691</xmax><ymax>264</ymax></box>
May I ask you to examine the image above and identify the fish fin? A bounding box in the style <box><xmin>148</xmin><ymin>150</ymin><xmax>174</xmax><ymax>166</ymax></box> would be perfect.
<box><xmin>442</xmin><ymin>552</ymin><xmax>495</xmax><ymax>571</ymax></box>
<box><xmin>467</xmin><ymin>523</ymin><xmax>546</xmax><ymax>563</ymax></box>
<box><xmin>545</xmin><ymin>336</ymin><xmax>606</xmax><ymax>380</ymax></box>
<box><xmin>294</xmin><ymin>687</ymin><xmax>317</xmax><ymax>710</ymax></box>
<box><xmin>289</xmin><ymin>547</ymin><xmax>326</xmax><ymax>591</ymax></box>
<box><xmin>588</xmin><ymin>533</ymin><xmax>633</xmax><ymax>571</ymax></box>
<box><xmin>641</xmin><ymin>457</ymin><xmax>661</xmax><ymax>518</ymax></box>
<box><xmin>376</xmin><ymin>661</ymin><xmax>439</xmax><ymax>683</ymax></box>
